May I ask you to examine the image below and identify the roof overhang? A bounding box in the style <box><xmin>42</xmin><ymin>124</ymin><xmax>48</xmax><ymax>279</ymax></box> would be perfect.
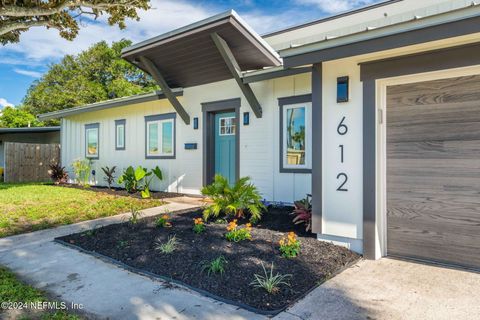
<box><xmin>37</xmin><ymin>89</ymin><xmax>182</xmax><ymax>121</ymax></box>
<box><xmin>0</xmin><ymin>126</ymin><xmax>60</xmax><ymax>134</ymax></box>
<box><xmin>121</xmin><ymin>10</ymin><xmax>282</xmax><ymax>88</ymax></box>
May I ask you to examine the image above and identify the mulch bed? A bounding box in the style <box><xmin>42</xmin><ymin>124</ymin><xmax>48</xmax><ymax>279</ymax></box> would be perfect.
<box><xmin>58</xmin><ymin>184</ymin><xmax>186</xmax><ymax>199</ymax></box>
<box><xmin>56</xmin><ymin>206</ymin><xmax>360</xmax><ymax>314</ymax></box>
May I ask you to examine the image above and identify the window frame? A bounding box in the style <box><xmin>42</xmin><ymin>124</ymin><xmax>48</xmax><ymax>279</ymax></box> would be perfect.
<box><xmin>218</xmin><ymin>116</ymin><xmax>236</xmax><ymax>136</ymax></box>
<box><xmin>144</xmin><ymin>113</ymin><xmax>176</xmax><ymax>159</ymax></box>
<box><xmin>85</xmin><ymin>123</ymin><xmax>100</xmax><ymax>160</ymax></box>
<box><xmin>278</xmin><ymin>94</ymin><xmax>312</xmax><ymax>173</ymax></box>
<box><xmin>115</xmin><ymin>119</ymin><xmax>126</xmax><ymax>150</ymax></box>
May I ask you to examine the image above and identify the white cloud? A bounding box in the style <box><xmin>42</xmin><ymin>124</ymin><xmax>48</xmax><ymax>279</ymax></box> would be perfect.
<box><xmin>0</xmin><ymin>98</ymin><xmax>14</xmax><ymax>109</ymax></box>
<box><xmin>296</xmin><ymin>0</ymin><xmax>377</xmax><ymax>14</ymax></box>
<box><xmin>14</xmin><ymin>68</ymin><xmax>43</xmax><ymax>78</ymax></box>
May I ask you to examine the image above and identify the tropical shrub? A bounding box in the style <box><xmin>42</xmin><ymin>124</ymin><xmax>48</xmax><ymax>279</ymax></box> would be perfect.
<box><xmin>201</xmin><ymin>256</ymin><xmax>227</xmax><ymax>276</ymax></box>
<box><xmin>250</xmin><ymin>263</ymin><xmax>291</xmax><ymax>294</ymax></box>
<box><xmin>193</xmin><ymin>218</ymin><xmax>206</xmax><ymax>234</ymax></box>
<box><xmin>72</xmin><ymin>158</ymin><xmax>92</xmax><ymax>186</ymax></box>
<box><xmin>291</xmin><ymin>194</ymin><xmax>312</xmax><ymax>232</ymax></box>
<box><xmin>101</xmin><ymin>166</ymin><xmax>116</xmax><ymax>189</ymax></box>
<box><xmin>155</xmin><ymin>214</ymin><xmax>172</xmax><ymax>228</ymax></box>
<box><xmin>48</xmin><ymin>162</ymin><xmax>68</xmax><ymax>184</ymax></box>
<box><xmin>279</xmin><ymin>232</ymin><xmax>301</xmax><ymax>258</ymax></box>
<box><xmin>225</xmin><ymin>219</ymin><xmax>252</xmax><ymax>242</ymax></box>
<box><xmin>155</xmin><ymin>235</ymin><xmax>178</xmax><ymax>254</ymax></box>
<box><xmin>118</xmin><ymin>165</ymin><xmax>163</xmax><ymax>197</ymax></box>
<box><xmin>201</xmin><ymin>175</ymin><xmax>266</xmax><ymax>223</ymax></box>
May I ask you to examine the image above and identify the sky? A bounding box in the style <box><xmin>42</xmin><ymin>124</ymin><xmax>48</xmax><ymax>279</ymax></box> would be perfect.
<box><xmin>0</xmin><ymin>0</ymin><xmax>380</xmax><ymax>109</ymax></box>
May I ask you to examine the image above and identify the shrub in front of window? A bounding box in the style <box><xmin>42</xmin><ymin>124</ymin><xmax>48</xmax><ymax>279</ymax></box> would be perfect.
<box><xmin>118</xmin><ymin>165</ymin><xmax>163</xmax><ymax>198</ymax></box>
<box><xmin>291</xmin><ymin>194</ymin><xmax>312</xmax><ymax>232</ymax></box>
<box><xmin>201</xmin><ymin>175</ymin><xmax>266</xmax><ymax>223</ymax></box>
<box><xmin>72</xmin><ymin>158</ymin><xmax>92</xmax><ymax>187</ymax></box>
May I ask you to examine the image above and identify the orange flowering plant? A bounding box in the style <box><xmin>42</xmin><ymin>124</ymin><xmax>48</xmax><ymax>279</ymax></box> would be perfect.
<box><xmin>279</xmin><ymin>232</ymin><xmax>301</xmax><ymax>258</ymax></box>
<box><xmin>193</xmin><ymin>217</ymin><xmax>206</xmax><ymax>234</ymax></box>
<box><xmin>155</xmin><ymin>214</ymin><xmax>172</xmax><ymax>228</ymax></box>
<box><xmin>225</xmin><ymin>219</ymin><xmax>252</xmax><ymax>242</ymax></box>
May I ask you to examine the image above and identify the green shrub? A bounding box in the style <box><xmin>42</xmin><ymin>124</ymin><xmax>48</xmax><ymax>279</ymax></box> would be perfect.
<box><xmin>118</xmin><ymin>165</ymin><xmax>163</xmax><ymax>197</ymax></box>
<box><xmin>155</xmin><ymin>235</ymin><xmax>178</xmax><ymax>254</ymax></box>
<box><xmin>201</xmin><ymin>175</ymin><xmax>266</xmax><ymax>223</ymax></box>
<box><xmin>250</xmin><ymin>263</ymin><xmax>291</xmax><ymax>294</ymax></box>
<box><xmin>279</xmin><ymin>232</ymin><xmax>301</xmax><ymax>258</ymax></box>
<box><xmin>225</xmin><ymin>219</ymin><xmax>252</xmax><ymax>242</ymax></box>
<box><xmin>193</xmin><ymin>218</ymin><xmax>206</xmax><ymax>234</ymax></box>
<box><xmin>72</xmin><ymin>158</ymin><xmax>92</xmax><ymax>186</ymax></box>
<box><xmin>201</xmin><ymin>256</ymin><xmax>227</xmax><ymax>276</ymax></box>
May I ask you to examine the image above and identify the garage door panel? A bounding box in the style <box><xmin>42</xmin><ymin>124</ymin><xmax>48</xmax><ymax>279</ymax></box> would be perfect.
<box><xmin>387</xmin><ymin>74</ymin><xmax>480</xmax><ymax>270</ymax></box>
<box><xmin>387</xmin><ymin>140</ymin><xmax>480</xmax><ymax>160</ymax></box>
<box><xmin>386</xmin><ymin>75</ymin><xmax>480</xmax><ymax>106</ymax></box>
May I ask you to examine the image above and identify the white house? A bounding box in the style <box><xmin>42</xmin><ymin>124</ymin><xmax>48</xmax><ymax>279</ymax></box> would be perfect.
<box><xmin>39</xmin><ymin>0</ymin><xmax>480</xmax><ymax>270</ymax></box>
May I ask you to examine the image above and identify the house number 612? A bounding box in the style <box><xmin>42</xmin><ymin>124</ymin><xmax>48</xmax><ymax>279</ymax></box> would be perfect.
<box><xmin>337</xmin><ymin>117</ymin><xmax>348</xmax><ymax>192</ymax></box>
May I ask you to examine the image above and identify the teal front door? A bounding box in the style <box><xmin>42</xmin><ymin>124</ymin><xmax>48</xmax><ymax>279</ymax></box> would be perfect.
<box><xmin>214</xmin><ymin>112</ymin><xmax>236</xmax><ymax>184</ymax></box>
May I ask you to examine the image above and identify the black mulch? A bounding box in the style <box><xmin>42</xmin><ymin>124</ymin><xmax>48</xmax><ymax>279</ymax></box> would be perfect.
<box><xmin>58</xmin><ymin>184</ymin><xmax>186</xmax><ymax>199</ymax></box>
<box><xmin>56</xmin><ymin>206</ymin><xmax>360</xmax><ymax>313</ymax></box>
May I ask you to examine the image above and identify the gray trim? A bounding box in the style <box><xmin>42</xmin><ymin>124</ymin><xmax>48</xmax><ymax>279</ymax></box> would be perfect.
<box><xmin>360</xmin><ymin>41</ymin><xmax>480</xmax><ymax>260</ymax></box>
<box><xmin>0</xmin><ymin>126</ymin><xmax>60</xmax><ymax>134</ymax></box>
<box><xmin>311</xmin><ymin>63</ymin><xmax>322</xmax><ymax>235</ymax></box>
<box><xmin>284</xmin><ymin>15</ymin><xmax>480</xmax><ymax>68</ymax></box>
<box><xmin>85</xmin><ymin>123</ymin><xmax>100</xmax><ymax>160</ymax></box>
<box><xmin>139</xmin><ymin>57</ymin><xmax>190</xmax><ymax>125</ymax></box>
<box><xmin>201</xmin><ymin>98</ymin><xmax>241</xmax><ymax>186</ymax></box>
<box><xmin>211</xmin><ymin>33</ymin><xmax>263</xmax><ymax>118</ymax></box>
<box><xmin>144</xmin><ymin>113</ymin><xmax>177</xmax><ymax>160</ymax></box>
<box><xmin>114</xmin><ymin>119</ymin><xmax>126</xmax><ymax>151</ymax></box>
<box><xmin>38</xmin><ymin>90</ymin><xmax>183</xmax><ymax>121</ymax></box>
<box><xmin>262</xmin><ymin>0</ymin><xmax>401</xmax><ymax>38</ymax></box>
<box><xmin>242</xmin><ymin>67</ymin><xmax>312</xmax><ymax>84</ymax></box>
<box><xmin>278</xmin><ymin>94</ymin><xmax>312</xmax><ymax>174</ymax></box>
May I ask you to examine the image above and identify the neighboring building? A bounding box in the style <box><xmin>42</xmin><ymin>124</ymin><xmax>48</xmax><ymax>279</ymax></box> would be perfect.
<box><xmin>39</xmin><ymin>0</ymin><xmax>480</xmax><ymax>270</ymax></box>
<box><xmin>0</xmin><ymin>126</ymin><xmax>60</xmax><ymax>167</ymax></box>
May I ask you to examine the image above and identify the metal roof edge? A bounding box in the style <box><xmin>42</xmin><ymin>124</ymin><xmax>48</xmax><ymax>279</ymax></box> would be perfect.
<box><xmin>0</xmin><ymin>126</ymin><xmax>60</xmax><ymax>133</ymax></box>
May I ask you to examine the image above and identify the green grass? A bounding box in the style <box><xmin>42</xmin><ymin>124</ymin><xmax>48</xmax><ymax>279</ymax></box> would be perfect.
<box><xmin>0</xmin><ymin>266</ymin><xmax>80</xmax><ymax>319</ymax></box>
<box><xmin>0</xmin><ymin>183</ymin><xmax>165</xmax><ymax>238</ymax></box>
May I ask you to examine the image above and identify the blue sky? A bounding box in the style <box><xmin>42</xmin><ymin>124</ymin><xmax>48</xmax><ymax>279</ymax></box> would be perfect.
<box><xmin>0</xmin><ymin>0</ymin><xmax>379</xmax><ymax>108</ymax></box>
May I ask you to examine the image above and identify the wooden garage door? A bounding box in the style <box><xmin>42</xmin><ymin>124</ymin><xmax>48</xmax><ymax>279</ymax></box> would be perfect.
<box><xmin>387</xmin><ymin>74</ymin><xmax>480</xmax><ymax>270</ymax></box>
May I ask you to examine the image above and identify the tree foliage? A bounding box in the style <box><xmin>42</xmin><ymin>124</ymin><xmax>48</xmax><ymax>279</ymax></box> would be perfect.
<box><xmin>0</xmin><ymin>106</ymin><xmax>43</xmax><ymax>127</ymax></box>
<box><xmin>22</xmin><ymin>39</ymin><xmax>158</xmax><ymax>123</ymax></box>
<box><xmin>0</xmin><ymin>0</ymin><xmax>150</xmax><ymax>45</ymax></box>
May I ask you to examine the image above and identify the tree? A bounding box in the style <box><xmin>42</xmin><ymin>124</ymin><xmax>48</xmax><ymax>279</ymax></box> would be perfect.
<box><xmin>23</xmin><ymin>39</ymin><xmax>158</xmax><ymax>123</ymax></box>
<box><xmin>0</xmin><ymin>106</ymin><xmax>43</xmax><ymax>127</ymax></box>
<box><xmin>0</xmin><ymin>0</ymin><xmax>150</xmax><ymax>45</ymax></box>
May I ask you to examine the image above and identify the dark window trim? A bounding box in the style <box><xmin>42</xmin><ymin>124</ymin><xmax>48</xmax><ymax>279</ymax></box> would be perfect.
<box><xmin>85</xmin><ymin>123</ymin><xmax>99</xmax><ymax>160</ymax></box>
<box><xmin>115</xmin><ymin>119</ymin><xmax>126</xmax><ymax>150</ymax></box>
<box><xmin>201</xmin><ymin>98</ymin><xmax>241</xmax><ymax>186</ymax></box>
<box><xmin>144</xmin><ymin>112</ymin><xmax>176</xmax><ymax>159</ymax></box>
<box><xmin>278</xmin><ymin>93</ymin><xmax>312</xmax><ymax>174</ymax></box>
<box><xmin>360</xmin><ymin>42</ymin><xmax>480</xmax><ymax>260</ymax></box>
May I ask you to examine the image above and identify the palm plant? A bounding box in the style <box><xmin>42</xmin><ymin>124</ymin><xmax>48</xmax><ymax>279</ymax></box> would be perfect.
<box><xmin>201</xmin><ymin>175</ymin><xmax>266</xmax><ymax>223</ymax></box>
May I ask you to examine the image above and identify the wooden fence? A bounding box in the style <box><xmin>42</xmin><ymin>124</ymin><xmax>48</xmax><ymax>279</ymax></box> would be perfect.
<box><xmin>4</xmin><ymin>142</ymin><xmax>61</xmax><ymax>183</ymax></box>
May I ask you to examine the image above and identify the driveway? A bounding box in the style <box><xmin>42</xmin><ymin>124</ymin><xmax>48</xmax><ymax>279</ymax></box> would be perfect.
<box><xmin>1</xmin><ymin>200</ymin><xmax>479</xmax><ymax>320</ymax></box>
<box><xmin>279</xmin><ymin>258</ymin><xmax>480</xmax><ymax>320</ymax></box>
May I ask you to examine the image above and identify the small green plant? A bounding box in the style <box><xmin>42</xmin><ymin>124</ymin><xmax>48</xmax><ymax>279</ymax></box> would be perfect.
<box><xmin>201</xmin><ymin>175</ymin><xmax>266</xmax><ymax>223</ymax></box>
<box><xmin>118</xmin><ymin>165</ymin><xmax>163</xmax><ymax>197</ymax></box>
<box><xmin>250</xmin><ymin>262</ymin><xmax>292</xmax><ymax>294</ymax></box>
<box><xmin>201</xmin><ymin>256</ymin><xmax>227</xmax><ymax>276</ymax></box>
<box><xmin>155</xmin><ymin>214</ymin><xmax>172</xmax><ymax>228</ymax></box>
<box><xmin>192</xmin><ymin>218</ymin><xmax>206</xmax><ymax>234</ymax></box>
<box><xmin>117</xmin><ymin>240</ymin><xmax>129</xmax><ymax>248</ymax></box>
<box><xmin>279</xmin><ymin>232</ymin><xmax>301</xmax><ymax>258</ymax></box>
<box><xmin>129</xmin><ymin>206</ymin><xmax>142</xmax><ymax>225</ymax></box>
<box><xmin>155</xmin><ymin>235</ymin><xmax>178</xmax><ymax>254</ymax></box>
<box><xmin>225</xmin><ymin>219</ymin><xmax>252</xmax><ymax>242</ymax></box>
<box><xmin>101</xmin><ymin>166</ymin><xmax>117</xmax><ymax>189</ymax></box>
<box><xmin>72</xmin><ymin>158</ymin><xmax>92</xmax><ymax>186</ymax></box>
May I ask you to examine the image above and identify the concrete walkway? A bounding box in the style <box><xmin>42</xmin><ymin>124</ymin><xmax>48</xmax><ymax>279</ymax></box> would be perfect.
<box><xmin>0</xmin><ymin>200</ymin><xmax>264</xmax><ymax>320</ymax></box>
<box><xmin>2</xmin><ymin>199</ymin><xmax>479</xmax><ymax>320</ymax></box>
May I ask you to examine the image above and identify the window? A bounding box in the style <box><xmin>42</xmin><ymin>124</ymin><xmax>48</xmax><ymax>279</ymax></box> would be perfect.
<box><xmin>145</xmin><ymin>113</ymin><xmax>176</xmax><ymax>158</ymax></box>
<box><xmin>219</xmin><ymin>116</ymin><xmax>236</xmax><ymax>135</ymax></box>
<box><xmin>278</xmin><ymin>94</ymin><xmax>312</xmax><ymax>173</ymax></box>
<box><xmin>85</xmin><ymin>123</ymin><xmax>99</xmax><ymax>159</ymax></box>
<box><xmin>115</xmin><ymin>119</ymin><xmax>126</xmax><ymax>150</ymax></box>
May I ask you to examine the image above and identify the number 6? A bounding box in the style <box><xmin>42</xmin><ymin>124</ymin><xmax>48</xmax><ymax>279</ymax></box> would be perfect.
<box><xmin>337</xmin><ymin>116</ymin><xmax>348</xmax><ymax>135</ymax></box>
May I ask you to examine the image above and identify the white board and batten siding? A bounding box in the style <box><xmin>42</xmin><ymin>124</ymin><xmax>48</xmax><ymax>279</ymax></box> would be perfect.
<box><xmin>61</xmin><ymin>73</ymin><xmax>312</xmax><ymax>203</ymax></box>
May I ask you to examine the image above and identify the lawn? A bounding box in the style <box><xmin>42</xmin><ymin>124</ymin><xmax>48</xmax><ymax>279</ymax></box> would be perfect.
<box><xmin>0</xmin><ymin>266</ymin><xmax>81</xmax><ymax>319</ymax></box>
<box><xmin>0</xmin><ymin>183</ymin><xmax>165</xmax><ymax>238</ymax></box>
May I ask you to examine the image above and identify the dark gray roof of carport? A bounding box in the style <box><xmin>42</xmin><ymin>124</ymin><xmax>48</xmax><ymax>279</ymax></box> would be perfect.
<box><xmin>121</xmin><ymin>10</ymin><xmax>282</xmax><ymax>89</ymax></box>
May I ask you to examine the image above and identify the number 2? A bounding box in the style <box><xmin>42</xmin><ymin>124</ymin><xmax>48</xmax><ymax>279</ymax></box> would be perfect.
<box><xmin>336</xmin><ymin>173</ymin><xmax>348</xmax><ymax>192</ymax></box>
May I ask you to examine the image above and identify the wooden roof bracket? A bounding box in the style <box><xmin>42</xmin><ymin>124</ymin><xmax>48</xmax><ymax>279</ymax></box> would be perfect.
<box><xmin>211</xmin><ymin>32</ymin><xmax>263</xmax><ymax>118</ymax></box>
<box><xmin>139</xmin><ymin>56</ymin><xmax>190</xmax><ymax>125</ymax></box>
